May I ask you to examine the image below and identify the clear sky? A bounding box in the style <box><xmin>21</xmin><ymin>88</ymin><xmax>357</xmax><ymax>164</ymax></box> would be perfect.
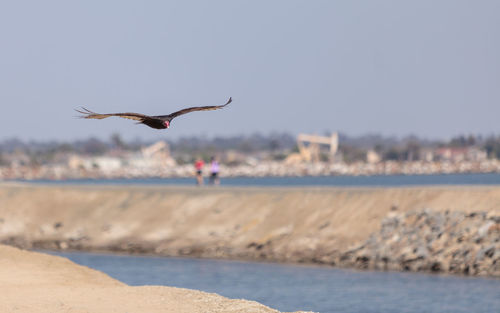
<box><xmin>0</xmin><ymin>0</ymin><xmax>499</xmax><ymax>142</ymax></box>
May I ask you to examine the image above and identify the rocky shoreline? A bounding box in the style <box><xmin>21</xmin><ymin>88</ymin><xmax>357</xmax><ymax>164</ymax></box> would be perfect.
<box><xmin>5</xmin><ymin>208</ymin><xmax>499</xmax><ymax>278</ymax></box>
<box><xmin>2</xmin><ymin>159</ymin><xmax>500</xmax><ymax>180</ymax></box>
<box><xmin>340</xmin><ymin>209</ymin><xmax>500</xmax><ymax>276</ymax></box>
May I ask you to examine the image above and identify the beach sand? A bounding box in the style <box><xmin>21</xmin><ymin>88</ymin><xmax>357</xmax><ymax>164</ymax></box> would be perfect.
<box><xmin>0</xmin><ymin>244</ymin><xmax>308</xmax><ymax>313</ymax></box>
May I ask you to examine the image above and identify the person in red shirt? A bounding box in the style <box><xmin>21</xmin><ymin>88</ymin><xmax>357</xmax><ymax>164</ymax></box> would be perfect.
<box><xmin>194</xmin><ymin>158</ymin><xmax>205</xmax><ymax>185</ymax></box>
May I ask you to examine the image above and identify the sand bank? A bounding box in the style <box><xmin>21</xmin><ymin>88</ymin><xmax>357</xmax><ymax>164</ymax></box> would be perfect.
<box><xmin>0</xmin><ymin>244</ymin><xmax>307</xmax><ymax>313</ymax></box>
<box><xmin>0</xmin><ymin>183</ymin><xmax>499</xmax><ymax>274</ymax></box>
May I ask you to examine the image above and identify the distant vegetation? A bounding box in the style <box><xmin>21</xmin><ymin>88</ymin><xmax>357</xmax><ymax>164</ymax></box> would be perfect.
<box><xmin>0</xmin><ymin>133</ymin><xmax>499</xmax><ymax>167</ymax></box>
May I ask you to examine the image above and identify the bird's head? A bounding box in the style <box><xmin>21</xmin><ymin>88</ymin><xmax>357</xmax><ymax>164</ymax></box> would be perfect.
<box><xmin>163</xmin><ymin>120</ymin><xmax>170</xmax><ymax>128</ymax></box>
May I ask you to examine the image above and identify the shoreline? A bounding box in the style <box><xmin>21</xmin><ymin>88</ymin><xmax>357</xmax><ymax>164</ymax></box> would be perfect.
<box><xmin>3</xmin><ymin>170</ymin><xmax>500</xmax><ymax>184</ymax></box>
<box><xmin>1</xmin><ymin>183</ymin><xmax>499</xmax><ymax>277</ymax></box>
<box><xmin>38</xmin><ymin>247</ymin><xmax>500</xmax><ymax>282</ymax></box>
<box><xmin>2</xmin><ymin>159</ymin><xmax>500</xmax><ymax>181</ymax></box>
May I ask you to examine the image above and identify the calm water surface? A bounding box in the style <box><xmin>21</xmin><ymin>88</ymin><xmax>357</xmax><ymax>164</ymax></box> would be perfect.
<box><xmin>37</xmin><ymin>174</ymin><xmax>500</xmax><ymax>312</ymax></box>
<box><xmin>24</xmin><ymin>172</ymin><xmax>500</xmax><ymax>186</ymax></box>
<box><xmin>51</xmin><ymin>251</ymin><xmax>500</xmax><ymax>313</ymax></box>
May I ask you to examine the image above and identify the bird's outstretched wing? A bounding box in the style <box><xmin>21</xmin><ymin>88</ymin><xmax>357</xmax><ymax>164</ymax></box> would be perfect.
<box><xmin>75</xmin><ymin>107</ymin><xmax>150</xmax><ymax>122</ymax></box>
<box><xmin>162</xmin><ymin>97</ymin><xmax>232</xmax><ymax>120</ymax></box>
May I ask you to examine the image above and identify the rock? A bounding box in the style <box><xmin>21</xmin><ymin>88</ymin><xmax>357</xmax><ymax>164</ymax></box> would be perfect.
<box><xmin>343</xmin><ymin>209</ymin><xmax>500</xmax><ymax>277</ymax></box>
<box><xmin>59</xmin><ymin>241</ymin><xmax>68</xmax><ymax>250</ymax></box>
<box><xmin>415</xmin><ymin>245</ymin><xmax>429</xmax><ymax>259</ymax></box>
<box><xmin>477</xmin><ymin>221</ymin><xmax>495</xmax><ymax>239</ymax></box>
<box><xmin>487</xmin><ymin>214</ymin><xmax>500</xmax><ymax>223</ymax></box>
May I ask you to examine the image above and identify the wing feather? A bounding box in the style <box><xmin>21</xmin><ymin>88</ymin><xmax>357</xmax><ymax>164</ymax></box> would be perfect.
<box><xmin>163</xmin><ymin>97</ymin><xmax>232</xmax><ymax>120</ymax></box>
<box><xmin>75</xmin><ymin>107</ymin><xmax>149</xmax><ymax>121</ymax></box>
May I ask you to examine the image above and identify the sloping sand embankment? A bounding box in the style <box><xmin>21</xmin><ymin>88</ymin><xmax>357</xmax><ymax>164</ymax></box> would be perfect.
<box><xmin>0</xmin><ymin>244</ymin><xmax>306</xmax><ymax>313</ymax></box>
<box><xmin>0</xmin><ymin>183</ymin><xmax>499</xmax><ymax>272</ymax></box>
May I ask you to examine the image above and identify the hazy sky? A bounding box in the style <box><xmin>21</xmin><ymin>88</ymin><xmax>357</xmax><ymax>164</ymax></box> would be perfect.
<box><xmin>0</xmin><ymin>1</ymin><xmax>499</xmax><ymax>142</ymax></box>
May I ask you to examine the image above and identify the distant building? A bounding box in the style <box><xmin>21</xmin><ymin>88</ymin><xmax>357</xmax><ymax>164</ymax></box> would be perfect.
<box><xmin>366</xmin><ymin>150</ymin><xmax>381</xmax><ymax>164</ymax></box>
<box><xmin>285</xmin><ymin>133</ymin><xmax>339</xmax><ymax>164</ymax></box>
<box><xmin>435</xmin><ymin>147</ymin><xmax>487</xmax><ymax>162</ymax></box>
<box><xmin>419</xmin><ymin>148</ymin><xmax>435</xmax><ymax>162</ymax></box>
<box><xmin>68</xmin><ymin>155</ymin><xmax>121</xmax><ymax>172</ymax></box>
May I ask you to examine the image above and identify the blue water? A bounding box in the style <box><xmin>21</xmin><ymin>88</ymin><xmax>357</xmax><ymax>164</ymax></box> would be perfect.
<box><xmin>50</xmin><ymin>251</ymin><xmax>500</xmax><ymax>313</ymax></box>
<box><xmin>22</xmin><ymin>172</ymin><xmax>500</xmax><ymax>187</ymax></box>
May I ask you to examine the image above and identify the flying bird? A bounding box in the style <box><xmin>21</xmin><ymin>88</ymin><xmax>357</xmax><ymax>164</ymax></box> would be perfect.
<box><xmin>76</xmin><ymin>97</ymin><xmax>232</xmax><ymax>130</ymax></box>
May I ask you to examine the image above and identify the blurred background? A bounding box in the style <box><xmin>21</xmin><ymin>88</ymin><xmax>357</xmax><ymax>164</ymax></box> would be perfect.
<box><xmin>0</xmin><ymin>0</ymin><xmax>499</xmax><ymax>179</ymax></box>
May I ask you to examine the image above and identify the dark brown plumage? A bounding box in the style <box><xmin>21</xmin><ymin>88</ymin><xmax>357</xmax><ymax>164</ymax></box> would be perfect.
<box><xmin>76</xmin><ymin>97</ymin><xmax>232</xmax><ymax>129</ymax></box>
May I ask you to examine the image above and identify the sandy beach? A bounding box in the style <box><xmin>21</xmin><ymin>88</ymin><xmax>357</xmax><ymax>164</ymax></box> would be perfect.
<box><xmin>0</xmin><ymin>244</ymin><xmax>309</xmax><ymax>313</ymax></box>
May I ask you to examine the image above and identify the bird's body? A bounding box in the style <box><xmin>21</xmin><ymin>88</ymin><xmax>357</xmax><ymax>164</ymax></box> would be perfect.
<box><xmin>76</xmin><ymin>97</ymin><xmax>232</xmax><ymax>130</ymax></box>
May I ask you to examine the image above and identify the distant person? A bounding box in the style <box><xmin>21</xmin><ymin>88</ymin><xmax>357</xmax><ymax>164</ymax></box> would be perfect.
<box><xmin>194</xmin><ymin>158</ymin><xmax>205</xmax><ymax>185</ymax></box>
<box><xmin>209</xmin><ymin>157</ymin><xmax>220</xmax><ymax>185</ymax></box>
